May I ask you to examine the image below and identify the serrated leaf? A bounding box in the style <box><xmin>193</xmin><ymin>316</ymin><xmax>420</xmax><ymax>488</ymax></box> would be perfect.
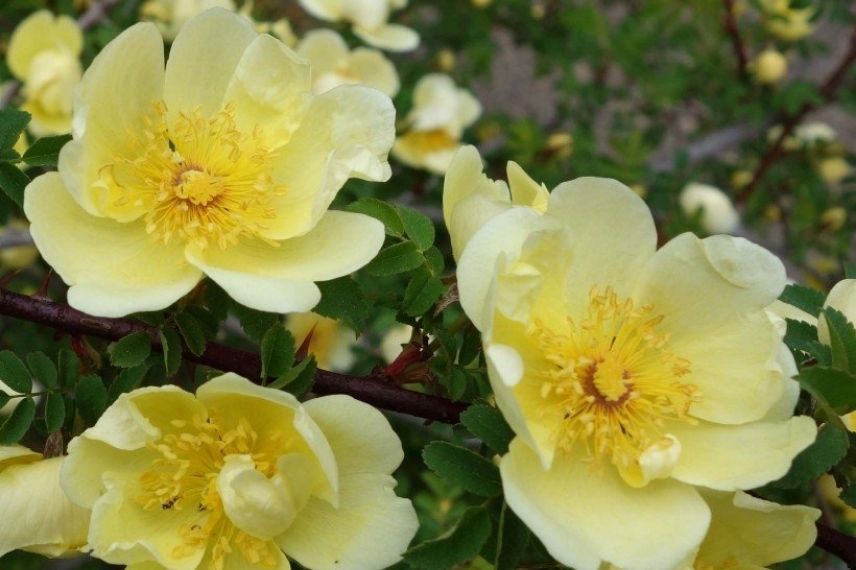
<box><xmin>346</xmin><ymin>198</ymin><xmax>405</xmax><ymax>237</ymax></box>
<box><xmin>75</xmin><ymin>374</ymin><xmax>108</xmax><ymax>426</ymax></box>
<box><xmin>0</xmin><ymin>161</ymin><xmax>30</xmax><ymax>208</ymax></box>
<box><xmin>365</xmin><ymin>241</ymin><xmax>424</xmax><ymax>276</ymax></box>
<box><xmin>447</xmin><ymin>368</ymin><xmax>469</xmax><ymax>401</ymax></box>
<box><xmin>57</xmin><ymin>349</ymin><xmax>80</xmax><ymax>387</ymax></box>
<box><xmin>494</xmin><ymin>502</ymin><xmax>530</xmax><ymax>570</ymax></box>
<box><xmin>315</xmin><ymin>277</ymin><xmax>370</xmax><ymax>331</ymax></box>
<box><xmin>824</xmin><ymin>308</ymin><xmax>856</xmax><ymax>374</ymax></box>
<box><xmin>403</xmin><ymin>270</ymin><xmax>445</xmax><ymax>317</ymax></box>
<box><xmin>233</xmin><ymin>304</ymin><xmax>280</xmax><ymax>343</ymax></box>
<box><xmin>779</xmin><ymin>284</ymin><xmax>825</xmax><ymax>317</ymax></box>
<box><xmin>108</xmin><ymin>364</ymin><xmax>150</xmax><ymax>403</ymax></box>
<box><xmin>160</xmin><ymin>328</ymin><xmax>183</xmax><ymax>376</ymax></box>
<box><xmin>775</xmin><ymin>423</ymin><xmax>846</xmax><ymax>488</ymax></box>
<box><xmin>44</xmin><ymin>393</ymin><xmax>66</xmax><ymax>432</ymax></box>
<box><xmin>270</xmin><ymin>357</ymin><xmax>316</xmax><ymax>398</ymax></box>
<box><xmin>22</xmin><ymin>134</ymin><xmax>71</xmax><ymax>167</ymax></box>
<box><xmin>398</xmin><ymin>206</ymin><xmax>436</xmax><ymax>251</ymax></box>
<box><xmin>0</xmin><ymin>397</ymin><xmax>35</xmax><ymax>444</ymax></box>
<box><xmin>26</xmin><ymin>351</ymin><xmax>57</xmax><ymax>389</ymax></box>
<box><xmin>0</xmin><ymin>350</ymin><xmax>32</xmax><ymax>393</ymax></box>
<box><xmin>461</xmin><ymin>404</ymin><xmax>515</xmax><ymax>455</ymax></box>
<box><xmin>796</xmin><ymin>366</ymin><xmax>856</xmax><ymax>413</ymax></box>
<box><xmin>108</xmin><ymin>331</ymin><xmax>152</xmax><ymax>368</ymax></box>
<box><xmin>424</xmin><ymin>246</ymin><xmax>445</xmax><ymax>275</ymax></box>
<box><xmin>404</xmin><ymin>507</ymin><xmax>492</xmax><ymax>570</ymax></box>
<box><xmin>422</xmin><ymin>441</ymin><xmax>502</xmax><ymax>497</ymax></box>
<box><xmin>261</xmin><ymin>325</ymin><xmax>295</xmax><ymax>379</ymax></box>
<box><xmin>175</xmin><ymin>312</ymin><xmax>207</xmax><ymax>356</ymax></box>
<box><xmin>784</xmin><ymin>318</ymin><xmax>818</xmax><ymax>356</ymax></box>
<box><xmin>185</xmin><ymin>305</ymin><xmax>219</xmax><ymax>338</ymax></box>
<box><xmin>0</xmin><ymin>108</ymin><xmax>30</xmax><ymax>160</ymax></box>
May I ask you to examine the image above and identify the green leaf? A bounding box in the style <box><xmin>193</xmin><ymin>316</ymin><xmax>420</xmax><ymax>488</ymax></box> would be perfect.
<box><xmin>422</xmin><ymin>441</ymin><xmax>502</xmax><ymax>497</ymax></box>
<box><xmin>403</xmin><ymin>270</ymin><xmax>445</xmax><ymax>317</ymax></box>
<box><xmin>0</xmin><ymin>350</ymin><xmax>32</xmax><ymax>393</ymax></box>
<box><xmin>398</xmin><ymin>206</ymin><xmax>436</xmax><ymax>251</ymax></box>
<box><xmin>57</xmin><ymin>349</ymin><xmax>80</xmax><ymax>387</ymax></box>
<box><xmin>424</xmin><ymin>246</ymin><xmax>445</xmax><ymax>275</ymax></box>
<box><xmin>346</xmin><ymin>198</ymin><xmax>405</xmax><ymax>237</ymax></box>
<box><xmin>160</xmin><ymin>328</ymin><xmax>183</xmax><ymax>376</ymax></box>
<box><xmin>314</xmin><ymin>277</ymin><xmax>370</xmax><ymax>331</ymax></box>
<box><xmin>270</xmin><ymin>356</ymin><xmax>316</xmax><ymax>398</ymax></box>
<box><xmin>775</xmin><ymin>423</ymin><xmax>847</xmax><ymax>488</ymax></box>
<box><xmin>26</xmin><ymin>352</ymin><xmax>57</xmax><ymax>389</ymax></box>
<box><xmin>108</xmin><ymin>364</ymin><xmax>150</xmax><ymax>403</ymax></box>
<box><xmin>75</xmin><ymin>374</ymin><xmax>108</xmax><ymax>426</ymax></box>
<box><xmin>0</xmin><ymin>161</ymin><xmax>30</xmax><ymax>208</ymax></box>
<box><xmin>365</xmin><ymin>241</ymin><xmax>424</xmax><ymax>277</ymax></box>
<box><xmin>108</xmin><ymin>331</ymin><xmax>152</xmax><ymax>368</ymax></box>
<box><xmin>784</xmin><ymin>318</ymin><xmax>818</xmax><ymax>357</ymax></box>
<box><xmin>779</xmin><ymin>284</ymin><xmax>825</xmax><ymax>317</ymax></box>
<box><xmin>460</xmin><ymin>404</ymin><xmax>515</xmax><ymax>455</ymax></box>
<box><xmin>175</xmin><ymin>312</ymin><xmax>207</xmax><ymax>356</ymax></box>
<box><xmin>261</xmin><ymin>325</ymin><xmax>295</xmax><ymax>379</ymax></box>
<box><xmin>796</xmin><ymin>366</ymin><xmax>856</xmax><ymax>413</ymax></box>
<box><xmin>824</xmin><ymin>308</ymin><xmax>856</xmax><ymax>374</ymax></box>
<box><xmin>232</xmin><ymin>304</ymin><xmax>280</xmax><ymax>343</ymax></box>
<box><xmin>22</xmin><ymin>134</ymin><xmax>71</xmax><ymax>167</ymax></box>
<box><xmin>0</xmin><ymin>391</ymin><xmax>9</xmax><ymax>410</ymax></box>
<box><xmin>0</xmin><ymin>108</ymin><xmax>30</xmax><ymax>161</ymax></box>
<box><xmin>404</xmin><ymin>506</ymin><xmax>493</xmax><ymax>570</ymax></box>
<box><xmin>44</xmin><ymin>393</ymin><xmax>66</xmax><ymax>432</ymax></box>
<box><xmin>0</xmin><ymin>397</ymin><xmax>35</xmax><ymax>444</ymax></box>
<box><xmin>494</xmin><ymin>502</ymin><xmax>530</xmax><ymax>570</ymax></box>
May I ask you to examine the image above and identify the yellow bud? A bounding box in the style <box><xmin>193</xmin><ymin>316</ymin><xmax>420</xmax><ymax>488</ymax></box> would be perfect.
<box><xmin>819</xmin><ymin>207</ymin><xmax>846</xmax><ymax>232</ymax></box>
<box><xmin>731</xmin><ymin>169</ymin><xmax>754</xmax><ymax>190</ymax></box>
<box><xmin>437</xmin><ymin>49</ymin><xmax>456</xmax><ymax>72</ymax></box>
<box><xmin>818</xmin><ymin>156</ymin><xmax>849</xmax><ymax>185</ymax></box>
<box><xmin>544</xmin><ymin>132</ymin><xmax>574</xmax><ymax>159</ymax></box>
<box><xmin>752</xmin><ymin>48</ymin><xmax>788</xmax><ymax>85</ymax></box>
<box><xmin>531</xmin><ymin>3</ymin><xmax>546</xmax><ymax>19</ymax></box>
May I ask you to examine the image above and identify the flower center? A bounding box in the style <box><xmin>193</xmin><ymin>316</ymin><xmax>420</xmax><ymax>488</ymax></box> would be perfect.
<box><xmin>108</xmin><ymin>102</ymin><xmax>286</xmax><ymax>250</ymax></box>
<box><xmin>137</xmin><ymin>414</ymin><xmax>283</xmax><ymax>570</ymax></box>
<box><xmin>534</xmin><ymin>287</ymin><xmax>697</xmax><ymax>472</ymax></box>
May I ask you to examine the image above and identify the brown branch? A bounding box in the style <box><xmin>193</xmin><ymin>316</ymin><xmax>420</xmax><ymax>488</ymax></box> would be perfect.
<box><xmin>816</xmin><ymin>523</ymin><xmax>856</xmax><ymax>569</ymax></box>
<box><xmin>722</xmin><ymin>0</ymin><xmax>749</xmax><ymax>81</ymax></box>
<box><xmin>0</xmin><ymin>289</ymin><xmax>466</xmax><ymax>423</ymax></box>
<box><xmin>737</xmin><ymin>23</ymin><xmax>856</xmax><ymax>204</ymax></box>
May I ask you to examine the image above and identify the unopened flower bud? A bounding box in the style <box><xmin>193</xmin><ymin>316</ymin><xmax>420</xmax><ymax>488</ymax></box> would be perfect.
<box><xmin>752</xmin><ymin>48</ymin><xmax>788</xmax><ymax>85</ymax></box>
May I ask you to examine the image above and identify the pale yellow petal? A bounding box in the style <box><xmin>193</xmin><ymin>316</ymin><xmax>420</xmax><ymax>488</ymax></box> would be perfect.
<box><xmin>507</xmin><ymin>161</ymin><xmax>549</xmax><ymax>211</ymax></box>
<box><xmin>0</xmin><ymin>445</ymin><xmax>41</xmax><ymax>470</ymax></box>
<box><xmin>348</xmin><ymin>48</ymin><xmax>400</xmax><ymax>97</ymax></box>
<box><xmin>277</xmin><ymin>472</ymin><xmax>417</xmax><ymax>570</ymax></box>
<box><xmin>297</xmin><ymin>29</ymin><xmax>349</xmax><ymax>76</ymax></box>
<box><xmin>669</xmin><ymin>416</ymin><xmax>817</xmax><ymax>491</ymax></box>
<box><xmin>500</xmin><ymin>439</ymin><xmax>710</xmax><ymax>570</ymax></box>
<box><xmin>7</xmin><ymin>11</ymin><xmax>82</xmax><ymax>79</ymax></box>
<box><xmin>163</xmin><ymin>8</ymin><xmax>256</xmax><ymax>123</ymax></box>
<box><xmin>696</xmin><ymin>490</ymin><xmax>818</xmax><ymax>568</ymax></box>
<box><xmin>354</xmin><ymin>23</ymin><xmax>420</xmax><ymax>52</ymax></box>
<box><xmin>0</xmin><ymin>457</ymin><xmax>89</xmax><ymax>558</ymax></box>
<box><xmin>268</xmin><ymin>86</ymin><xmax>395</xmax><ymax>240</ymax></box>
<box><xmin>298</xmin><ymin>0</ymin><xmax>342</xmax><ymax>21</ymax></box>
<box><xmin>819</xmin><ymin>278</ymin><xmax>856</xmax><ymax>344</ymax></box>
<box><xmin>24</xmin><ymin>173</ymin><xmax>202</xmax><ymax>317</ymax></box>
<box><xmin>59</xmin><ymin>22</ymin><xmax>164</xmax><ymax>218</ymax></box>
<box><xmin>303</xmin><ymin>395</ymin><xmax>404</xmax><ymax>476</ymax></box>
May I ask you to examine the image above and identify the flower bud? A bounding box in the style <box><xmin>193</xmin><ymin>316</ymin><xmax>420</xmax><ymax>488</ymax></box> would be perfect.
<box><xmin>818</xmin><ymin>156</ymin><xmax>850</xmax><ymax>185</ymax></box>
<box><xmin>752</xmin><ymin>48</ymin><xmax>788</xmax><ymax>85</ymax></box>
<box><xmin>679</xmin><ymin>183</ymin><xmax>740</xmax><ymax>234</ymax></box>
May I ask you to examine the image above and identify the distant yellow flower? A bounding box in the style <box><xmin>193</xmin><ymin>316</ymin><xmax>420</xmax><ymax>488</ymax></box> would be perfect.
<box><xmin>6</xmin><ymin>11</ymin><xmax>82</xmax><ymax>136</ymax></box>
<box><xmin>24</xmin><ymin>9</ymin><xmax>393</xmax><ymax>318</ymax></box>
<box><xmin>0</xmin><ymin>446</ymin><xmax>90</xmax><ymax>558</ymax></box>
<box><xmin>445</xmin><ymin>147</ymin><xmax>816</xmax><ymax>570</ymax></box>
<box><xmin>297</xmin><ymin>29</ymin><xmax>399</xmax><ymax>96</ymax></box>
<box><xmin>679</xmin><ymin>182</ymin><xmax>740</xmax><ymax>235</ymax></box>
<box><xmin>141</xmin><ymin>0</ymin><xmax>236</xmax><ymax>40</ymax></box>
<box><xmin>61</xmin><ymin>373</ymin><xmax>418</xmax><ymax>570</ymax></box>
<box><xmin>760</xmin><ymin>0</ymin><xmax>815</xmax><ymax>42</ymax></box>
<box><xmin>751</xmin><ymin>47</ymin><xmax>788</xmax><ymax>85</ymax></box>
<box><xmin>393</xmin><ymin>74</ymin><xmax>481</xmax><ymax>174</ymax></box>
<box><xmin>286</xmin><ymin>312</ymin><xmax>357</xmax><ymax>372</ymax></box>
<box><xmin>238</xmin><ymin>1</ymin><xmax>298</xmax><ymax>47</ymax></box>
<box><xmin>298</xmin><ymin>0</ymin><xmax>419</xmax><ymax>52</ymax></box>
<box><xmin>818</xmin><ymin>156</ymin><xmax>850</xmax><ymax>184</ymax></box>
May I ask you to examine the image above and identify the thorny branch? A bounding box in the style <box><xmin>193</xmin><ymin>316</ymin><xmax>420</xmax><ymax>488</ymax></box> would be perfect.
<box><xmin>0</xmin><ymin>288</ymin><xmax>466</xmax><ymax>423</ymax></box>
<box><xmin>722</xmin><ymin>0</ymin><xmax>749</xmax><ymax>81</ymax></box>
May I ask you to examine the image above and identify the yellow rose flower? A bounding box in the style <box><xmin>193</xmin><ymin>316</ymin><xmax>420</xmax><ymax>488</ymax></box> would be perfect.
<box><xmin>298</xmin><ymin>0</ymin><xmax>419</xmax><ymax>52</ymax></box>
<box><xmin>393</xmin><ymin>74</ymin><xmax>482</xmax><ymax>174</ymax></box>
<box><xmin>24</xmin><ymin>9</ymin><xmax>393</xmax><ymax>318</ymax></box>
<box><xmin>760</xmin><ymin>0</ymin><xmax>815</xmax><ymax>42</ymax></box>
<box><xmin>297</xmin><ymin>29</ymin><xmax>400</xmax><ymax>97</ymax></box>
<box><xmin>818</xmin><ymin>156</ymin><xmax>850</xmax><ymax>184</ymax></box>
<box><xmin>445</xmin><ymin>147</ymin><xmax>816</xmax><ymax>570</ymax></box>
<box><xmin>60</xmin><ymin>373</ymin><xmax>418</xmax><ymax>570</ymax></box>
<box><xmin>751</xmin><ymin>48</ymin><xmax>788</xmax><ymax>85</ymax></box>
<box><xmin>0</xmin><ymin>446</ymin><xmax>90</xmax><ymax>558</ymax></box>
<box><xmin>286</xmin><ymin>312</ymin><xmax>357</xmax><ymax>372</ymax></box>
<box><xmin>679</xmin><ymin>182</ymin><xmax>740</xmax><ymax>235</ymax></box>
<box><xmin>6</xmin><ymin>10</ymin><xmax>83</xmax><ymax>136</ymax></box>
<box><xmin>141</xmin><ymin>0</ymin><xmax>237</xmax><ymax>40</ymax></box>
